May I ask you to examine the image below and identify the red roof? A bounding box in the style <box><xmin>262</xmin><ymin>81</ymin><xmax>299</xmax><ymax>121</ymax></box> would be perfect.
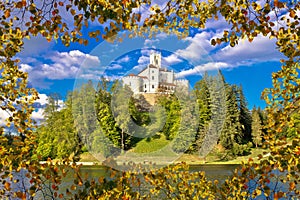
<box><xmin>139</xmin><ymin>76</ymin><xmax>148</xmax><ymax>79</ymax></box>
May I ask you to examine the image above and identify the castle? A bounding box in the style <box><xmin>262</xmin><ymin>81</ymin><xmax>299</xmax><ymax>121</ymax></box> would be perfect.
<box><xmin>122</xmin><ymin>52</ymin><xmax>188</xmax><ymax>94</ymax></box>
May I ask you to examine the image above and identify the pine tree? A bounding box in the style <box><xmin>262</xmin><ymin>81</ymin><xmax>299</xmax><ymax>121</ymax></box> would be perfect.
<box><xmin>198</xmin><ymin>71</ymin><xmax>226</xmax><ymax>157</ymax></box>
<box><xmin>251</xmin><ymin>107</ymin><xmax>263</xmax><ymax>148</ymax></box>
<box><xmin>192</xmin><ymin>74</ymin><xmax>211</xmax><ymax>152</ymax></box>
<box><xmin>237</xmin><ymin>85</ymin><xmax>252</xmax><ymax>143</ymax></box>
<box><xmin>172</xmin><ymin>89</ymin><xmax>198</xmax><ymax>153</ymax></box>
<box><xmin>220</xmin><ymin>84</ymin><xmax>242</xmax><ymax>150</ymax></box>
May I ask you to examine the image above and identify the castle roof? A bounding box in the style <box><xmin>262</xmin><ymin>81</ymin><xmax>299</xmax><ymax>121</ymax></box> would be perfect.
<box><xmin>139</xmin><ymin>76</ymin><xmax>148</xmax><ymax>79</ymax></box>
<box><xmin>149</xmin><ymin>64</ymin><xmax>157</xmax><ymax>68</ymax></box>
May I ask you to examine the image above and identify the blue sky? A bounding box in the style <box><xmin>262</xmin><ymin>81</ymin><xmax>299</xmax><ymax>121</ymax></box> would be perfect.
<box><xmin>1</xmin><ymin>1</ymin><xmax>294</xmax><ymax>124</ymax></box>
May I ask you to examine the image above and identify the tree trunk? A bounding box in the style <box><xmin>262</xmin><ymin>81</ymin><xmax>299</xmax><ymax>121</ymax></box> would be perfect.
<box><xmin>121</xmin><ymin>129</ymin><xmax>124</xmax><ymax>152</ymax></box>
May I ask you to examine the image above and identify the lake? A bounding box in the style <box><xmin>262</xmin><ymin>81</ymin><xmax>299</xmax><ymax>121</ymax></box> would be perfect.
<box><xmin>41</xmin><ymin>164</ymin><xmax>239</xmax><ymax>198</ymax></box>
<box><xmin>8</xmin><ymin>164</ymin><xmax>239</xmax><ymax>199</ymax></box>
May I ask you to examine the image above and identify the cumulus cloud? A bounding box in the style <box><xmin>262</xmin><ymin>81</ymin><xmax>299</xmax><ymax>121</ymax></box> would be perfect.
<box><xmin>0</xmin><ymin>110</ymin><xmax>10</xmax><ymax>126</ymax></box>
<box><xmin>31</xmin><ymin>109</ymin><xmax>45</xmax><ymax>122</ymax></box>
<box><xmin>20</xmin><ymin>64</ymin><xmax>33</xmax><ymax>72</ymax></box>
<box><xmin>163</xmin><ymin>54</ymin><xmax>182</xmax><ymax>65</ymax></box>
<box><xmin>213</xmin><ymin>34</ymin><xmax>283</xmax><ymax>65</ymax></box>
<box><xmin>176</xmin><ymin>32</ymin><xmax>214</xmax><ymax>61</ymax></box>
<box><xmin>138</xmin><ymin>55</ymin><xmax>150</xmax><ymax>65</ymax></box>
<box><xmin>20</xmin><ymin>50</ymin><xmax>100</xmax><ymax>88</ymax></box>
<box><xmin>116</xmin><ymin>55</ymin><xmax>130</xmax><ymax>63</ymax></box>
<box><xmin>144</xmin><ymin>38</ymin><xmax>159</xmax><ymax>46</ymax></box>
<box><xmin>0</xmin><ymin>93</ymin><xmax>64</xmax><ymax>126</ymax></box>
<box><xmin>108</xmin><ymin>64</ymin><xmax>123</xmax><ymax>70</ymax></box>
<box><xmin>35</xmin><ymin>93</ymin><xmax>49</xmax><ymax>106</ymax></box>
<box><xmin>176</xmin><ymin>62</ymin><xmax>231</xmax><ymax>78</ymax></box>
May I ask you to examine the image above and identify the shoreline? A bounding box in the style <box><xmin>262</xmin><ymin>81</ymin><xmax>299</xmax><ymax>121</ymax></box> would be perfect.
<box><xmin>39</xmin><ymin>160</ymin><xmax>243</xmax><ymax>166</ymax></box>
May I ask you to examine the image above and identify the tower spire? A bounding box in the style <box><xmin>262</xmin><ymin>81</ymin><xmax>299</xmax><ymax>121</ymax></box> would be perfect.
<box><xmin>150</xmin><ymin>51</ymin><xmax>161</xmax><ymax>68</ymax></box>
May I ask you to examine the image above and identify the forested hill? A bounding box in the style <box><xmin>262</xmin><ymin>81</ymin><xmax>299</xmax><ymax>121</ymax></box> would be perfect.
<box><xmin>34</xmin><ymin>71</ymin><xmax>273</xmax><ymax>161</ymax></box>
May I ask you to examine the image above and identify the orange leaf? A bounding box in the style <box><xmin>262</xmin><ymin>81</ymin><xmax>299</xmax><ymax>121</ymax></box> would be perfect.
<box><xmin>4</xmin><ymin>10</ymin><xmax>10</xmax><ymax>18</ymax></box>
<box><xmin>4</xmin><ymin>182</ymin><xmax>11</xmax><ymax>191</ymax></box>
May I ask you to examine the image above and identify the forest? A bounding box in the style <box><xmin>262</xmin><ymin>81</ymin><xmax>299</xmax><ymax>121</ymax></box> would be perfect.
<box><xmin>34</xmin><ymin>71</ymin><xmax>282</xmax><ymax>162</ymax></box>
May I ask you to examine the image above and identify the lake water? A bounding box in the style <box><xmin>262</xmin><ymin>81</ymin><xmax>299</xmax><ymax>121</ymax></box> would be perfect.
<box><xmin>16</xmin><ymin>164</ymin><xmax>239</xmax><ymax>199</ymax></box>
<box><xmin>46</xmin><ymin>164</ymin><xmax>239</xmax><ymax>198</ymax></box>
<box><xmin>76</xmin><ymin>164</ymin><xmax>239</xmax><ymax>182</ymax></box>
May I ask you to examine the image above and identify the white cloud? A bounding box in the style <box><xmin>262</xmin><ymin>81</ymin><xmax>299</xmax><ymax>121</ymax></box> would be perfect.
<box><xmin>116</xmin><ymin>55</ymin><xmax>130</xmax><ymax>63</ymax></box>
<box><xmin>108</xmin><ymin>64</ymin><xmax>123</xmax><ymax>70</ymax></box>
<box><xmin>0</xmin><ymin>110</ymin><xmax>10</xmax><ymax>126</ymax></box>
<box><xmin>176</xmin><ymin>32</ymin><xmax>214</xmax><ymax>61</ymax></box>
<box><xmin>176</xmin><ymin>62</ymin><xmax>231</xmax><ymax>78</ymax></box>
<box><xmin>144</xmin><ymin>38</ymin><xmax>159</xmax><ymax>46</ymax></box>
<box><xmin>163</xmin><ymin>54</ymin><xmax>182</xmax><ymax>65</ymax></box>
<box><xmin>138</xmin><ymin>55</ymin><xmax>150</xmax><ymax>65</ymax></box>
<box><xmin>50</xmin><ymin>50</ymin><xmax>100</xmax><ymax>69</ymax></box>
<box><xmin>35</xmin><ymin>93</ymin><xmax>49</xmax><ymax>105</ymax></box>
<box><xmin>31</xmin><ymin>108</ymin><xmax>45</xmax><ymax>122</ymax></box>
<box><xmin>20</xmin><ymin>64</ymin><xmax>33</xmax><ymax>73</ymax></box>
<box><xmin>0</xmin><ymin>93</ymin><xmax>64</xmax><ymax>126</ymax></box>
<box><xmin>213</xmin><ymin>34</ymin><xmax>283</xmax><ymax>64</ymax></box>
<box><xmin>156</xmin><ymin>32</ymin><xmax>168</xmax><ymax>39</ymax></box>
<box><xmin>21</xmin><ymin>50</ymin><xmax>100</xmax><ymax>88</ymax></box>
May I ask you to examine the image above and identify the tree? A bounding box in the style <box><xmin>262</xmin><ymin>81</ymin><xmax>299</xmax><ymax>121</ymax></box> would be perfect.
<box><xmin>111</xmin><ymin>84</ymin><xmax>135</xmax><ymax>151</ymax></box>
<box><xmin>72</xmin><ymin>80</ymin><xmax>97</xmax><ymax>147</ymax></box>
<box><xmin>35</xmin><ymin>93</ymin><xmax>79</xmax><ymax>160</ymax></box>
<box><xmin>220</xmin><ymin>85</ymin><xmax>242</xmax><ymax>153</ymax></box>
<box><xmin>1</xmin><ymin>0</ymin><xmax>299</xmax><ymax>198</ymax></box>
<box><xmin>251</xmin><ymin>107</ymin><xmax>263</xmax><ymax>147</ymax></box>
<box><xmin>237</xmin><ymin>85</ymin><xmax>252</xmax><ymax>143</ymax></box>
<box><xmin>191</xmin><ymin>74</ymin><xmax>211</xmax><ymax>152</ymax></box>
<box><xmin>157</xmin><ymin>94</ymin><xmax>181</xmax><ymax>140</ymax></box>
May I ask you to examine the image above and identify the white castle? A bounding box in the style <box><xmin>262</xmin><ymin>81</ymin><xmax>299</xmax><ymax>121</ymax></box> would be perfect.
<box><xmin>122</xmin><ymin>51</ymin><xmax>189</xmax><ymax>94</ymax></box>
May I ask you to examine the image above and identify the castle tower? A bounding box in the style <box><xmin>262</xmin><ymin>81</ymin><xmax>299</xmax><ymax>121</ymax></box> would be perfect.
<box><xmin>150</xmin><ymin>51</ymin><xmax>161</xmax><ymax>68</ymax></box>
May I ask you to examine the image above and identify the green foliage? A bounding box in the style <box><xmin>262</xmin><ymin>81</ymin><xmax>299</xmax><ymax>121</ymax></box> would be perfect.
<box><xmin>132</xmin><ymin>134</ymin><xmax>169</xmax><ymax>153</ymax></box>
<box><xmin>35</xmin><ymin>94</ymin><xmax>80</xmax><ymax>160</ymax></box>
<box><xmin>157</xmin><ymin>94</ymin><xmax>181</xmax><ymax>140</ymax></box>
<box><xmin>237</xmin><ymin>85</ymin><xmax>252</xmax><ymax>143</ymax></box>
<box><xmin>251</xmin><ymin>107</ymin><xmax>264</xmax><ymax>147</ymax></box>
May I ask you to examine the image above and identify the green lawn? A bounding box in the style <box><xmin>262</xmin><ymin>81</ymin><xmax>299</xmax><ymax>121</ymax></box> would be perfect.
<box><xmin>79</xmin><ymin>134</ymin><xmax>268</xmax><ymax>165</ymax></box>
<box><xmin>131</xmin><ymin>134</ymin><xmax>170</xmax><ymax>153</ymax></box>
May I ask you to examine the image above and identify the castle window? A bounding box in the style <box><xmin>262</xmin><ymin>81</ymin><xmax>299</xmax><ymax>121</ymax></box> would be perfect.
<box><xmin>152</xmin><ymin>70</ymin><xmax>154</xmax><ymax>73</ymax></box>
<box><xmin>129</xmin><ymin>82</ymin><xmax>131</xmax><ymax>86</ymax></box>
<box><xmin>152</xmin><ymin>85</ymin><xmax>154</xmax><ymax>89</ymax></box>
<box><xmin>152</xmin><ymin>76</ymin><xmax>154</xmax><ymax>80</ymax></box>
<box><xmin>145</xmin><ymin>84</ymin><xmax>146</xmax><ymax>88</ymax></box>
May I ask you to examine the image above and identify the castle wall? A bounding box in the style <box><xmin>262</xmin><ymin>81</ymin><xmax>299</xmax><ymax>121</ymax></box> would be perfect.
<box><xmin>123</xmin><ymin>76</ymin><xmax>143</xmax><ymax>93</ymax></box>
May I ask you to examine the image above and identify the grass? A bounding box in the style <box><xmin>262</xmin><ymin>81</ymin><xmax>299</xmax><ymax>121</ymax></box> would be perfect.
<box><xmin>131</xmin><ymin>134</ymin><xmax>170</xmax><ymax>153</ymax></box>
<box><xmin>206</xmin><ymin>147</ymin><xmax>267</xmax><ymax>164</ymax></box>
<box><xmin>79</xmin><ymin>152</ymin><xmax>104</xmax><ymax>163</ymax></box>
<box><xmin>79</xmin><ymin>135</ymin><xmax>268</xmax><ymax>165</ymax></box>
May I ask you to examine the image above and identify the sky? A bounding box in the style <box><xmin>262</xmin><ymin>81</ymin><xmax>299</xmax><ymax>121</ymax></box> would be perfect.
<box><xmin>1</xmin><ymin>1</ymin><xmax>296</xmax><ymax>125</ymax></box>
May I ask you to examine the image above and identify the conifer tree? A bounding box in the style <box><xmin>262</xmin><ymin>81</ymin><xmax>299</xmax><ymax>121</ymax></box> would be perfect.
<box><xmin>237</xmin><ymin>85</ymin><xmax>252</xmax><ymax>143</ymax></box>
<box><xmin>251</xmin><ymin>107</ymin><xmax>263</xmax><ymax>148</ymax></box>
<box><xmin>220</xmin><ymin>83</ymin><xmax>243</xmax><ymax>157</ymax></box>
<box><xmin>192</xmin><ymin>74</ymin><xmax>211</xmax><ymax>152</ymax></box>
